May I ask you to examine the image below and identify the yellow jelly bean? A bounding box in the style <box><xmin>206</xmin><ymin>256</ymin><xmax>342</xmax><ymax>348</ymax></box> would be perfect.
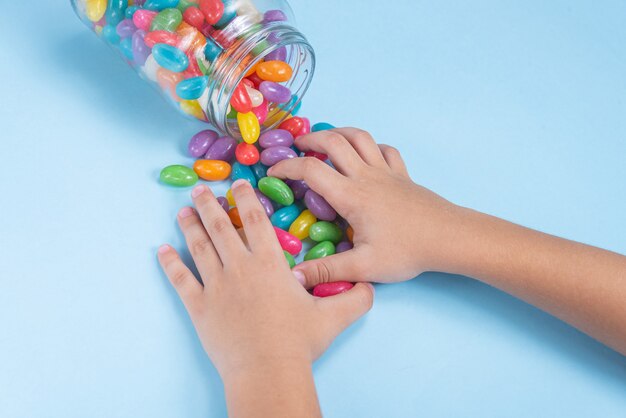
<box><xmin>237</xmin><ymin>111</ymin><xmax>260</xmax><ymax>144</ymax></box>
<box><xmin>263</xmin><ymin>110</ymin><xmax>292</xmax><ymax>128</ymax></box>
<box><xmin>289</xmin><ymin>209</ymin><xmax>317</xmax><ymax>240</ymax></box>
<box><xmin>86</xmin><ymin>0</ymin><xmax>107</xmax><ymax>22</ymax></box>
<box><xmin>180</xmin><ymin>100</ymin><xmax>206</xmax><ymax>121</ymax></box>
<box><xmin>226</xmin><ymin>189</ymin><xmax>235</xmax><ymax>206</ymax></box>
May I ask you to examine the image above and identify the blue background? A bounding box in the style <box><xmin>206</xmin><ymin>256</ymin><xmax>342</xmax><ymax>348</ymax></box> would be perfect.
<box><xmin>1</xmin><ymin>1</ymin><xmax>625</xmax><ymax>416</ymax></box>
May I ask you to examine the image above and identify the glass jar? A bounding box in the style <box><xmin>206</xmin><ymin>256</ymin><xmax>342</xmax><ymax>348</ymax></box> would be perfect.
<box><xmin>70</xmin><ymin>0</ymin><xmax>315</xmax><ymax>138</ymax></box>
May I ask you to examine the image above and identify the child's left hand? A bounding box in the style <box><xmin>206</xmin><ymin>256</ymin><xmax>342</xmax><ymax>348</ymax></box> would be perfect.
<box><xmin>157</xmin><ymin>179</ymin><xmax>374</xmax><ymax>417</ymax></box>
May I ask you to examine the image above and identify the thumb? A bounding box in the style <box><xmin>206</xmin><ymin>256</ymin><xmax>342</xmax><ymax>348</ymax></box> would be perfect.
<box><xmin>292</xmin><ymin>250</ymin><xmax>365</xmax><ymax>289</ymax></box>
<box><xmin>319</xmin><ymin>283</ymin><xmax>375</xmax><ymax>334</ymax></box>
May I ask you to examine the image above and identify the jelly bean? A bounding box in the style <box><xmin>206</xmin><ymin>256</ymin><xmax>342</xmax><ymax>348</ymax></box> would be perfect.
<box><xmin>235</xmin><ymin>142</ymin><xmax>260</xmax><ymax>165</ymax></box>
<box><xmin>265</xmin><ymin>46</ymin><xmax>287</xmax><ymax>62</ymax></box>
<box><xmin>251</xmin><ymin>99</ymin><xmax>269</xmax><ymax>124</ymax></box>
<box><xmin>199</xmin><ymin>0</ymin><xmax>224</xmax><ymax>25</ymax></box>
<box><xmin>298</xmin><ymin>117</ymin><xmax>311</xmax><ymax>137</ymax></box>
<box><xmin>182</xmin><ymin>100</ymin><xmax>206</xmax><ymax>120</ymax></box>
<box><xmin>278</xmin><ymin>117</ymin><xmax>305</xmax><ymax>138</ymax></box>
<box><xmin>86</xmin><ymin>0</ymin><xmax>107</xmax><ymax>22</ymax></box>
<box><xmin>313</xmin><ymin>282</ymin><xmax>354</xmax><ymax>298</ymax></box>
<box><xmin>153</xmin><ymin>43</ymin><xmax>189</xmax><ymax>72</ymax></box>
<box><xmin>226</xmin><ymin>188</ymin><xmax>235</xmax><ymax>206</ymax></box>
<box><xmin>260</xmin><ymin>146</ymin><xmax>297</xmax><ymax>166</ymax></box>
<box><xmin>205</xmin><ymin>136</ymin><xmax>237</xmax><ymax>161</ymax></box>
<box><xmin>125</xmin><ymin>5</ymin><xmax>139</xmax><ymax>19</ymax></box>
<box><xmin>142</xmin><ymin>54</ymin><xmax>159</xmax><ymax>81</ymax></box>
<box><xmin>133</xmin><ymin>9</ymin><xmax>157</xmax><ymax>31</ymax></box>
<box><xmin>106</xmin><ymin>0</ymin><xmax>128</xmax><ymax>27</ymax></box>
<box><xmin>284</xmin><ymin>251</ymin><xmax>296</xmax><ymax>269</ymax></box>
<box><xmin>304</xmin><ymin>241</ymin><xmax>335</xmax><ymax>261</ymax></box>
<box><xmin>309</xmin><ymin>221</ymin><xmax>342</xmax><ymax>244</ymax></box>
<box><xmin>226</xmin><ymin>105</ymin><xmax>237</xmax><ymax>119</ymax></box>
<box><xmin>258</xmin><ymin>129</ymin><xmax>294</xmax><ymax>149</ymax></box>
<box><xmin>132</xmin><ymin>30</ymin><xmax>151</xmax><ymax>66</ymax></box>
<box><xmin>231</xmin><ymin>162</ymin><xmax>257</xmax><ymax>187</ymax></box>
<box><xmin>256</xmin><ymin>60</ymin><xmax>293</xmax><ymax>82</ymax></box>
<box><xmin>119</xmin><ymin>37</ymin><xmax>134</xmax><ymax>60</ymax></box>
<box><xmin>346</xmin><ymin>225</ymin><xmax>354</xmax><ymax>242</ymax></box>
<box><xmin>270</xmin><ymin>204</ymin><xmax>301</xmax><ymax>230</ymax></box>
<box><xmin>157</xmin><ymin>67</ymin><xmax>183</xmax><ymax>100</ymax></box>
<box><xmin>245</xmin><ymin>86</ymin><xmax>264</xmax><ymax>108</ymax></box>
<box><xmin>312</xmin><ymin>122</ymin><xmax>335</xmax><ymax>132</ymax></box>
<box><xmin>176</xmin><ymin>0</ymin><xmax>197</xmax><ymax>11</ymax></box>
<box><xmin>116</xmin><ymin>18</ymin><xmax>137</xmax><ymax>38</ymax></box>
<box><xmin>241</xmin><ymin>78</ymin><xmax>254</xmax><ymax>88</ymax></box>
<box><xmin>304</xmin><ymin>151</ymin><xmax>328</xmax><ymax>161</ymax></box>
<box><xmin>217</xmin><ymin>196</ymin><xmax>230</xmax><ymax>211</ymax></box>
<box><xmin>102</xmin><ymin>25</ymin><xmax>121</xmax><ymax>45</ymax></box>
<box><xmin>254</xmin><ymin>189</ymin><xmax>275</xmax><ymax>217</ymax></box>
<box><xmin>176</xmin><ymin>76</ymin><xmax>208</xmax><ymax>100</ymax></box>
<box><xmin>228</xmin><ymin>207</ymin><xmax>243</xmax><ymax>228</ymax></box>
<box><xmin>237</xmin><ymin>112</ymin><xmax>261</xmax><ymax>144</ymax></box>
<box><xmin>285</xmin><ymin>94</ymin><xmax>302</xmax><ymax>116</ymax></box>
<box><xmin>204</xmin><ymin>37</ymin><xmax>223</xmax><ymax>61</ymax></box>
<box><xmin>259</xmin><ymin>81</ymin><xmax>291</xmax><ymax>104</ymax></box>
<box><xmin>214</xmin><ymin>0</ymin><xmax>237</xmax><ymax>29</ymax></box>
<box><xmin>263</xmin><ymin>9</ymin><xmax>288</xmax><ymax>23</ymax></box>
<box><xmin>288</xmin><ymin>209</ymin><xmax>316</xmax><ymax>240</ymax></box>
<box><xmin>150</xmin><ymin>8</ymin><xmax>183</xmax><ymax>32</ymax></box>
<box><xmin>188</xmin><ymin>129</ymin><xmax>218</xmax><ymax>157</ymax></box>
<box><xmin>183</xmin><ymin>6</ymin><xmax>205</xmax><ymax>28</ymax></box>
<box><xmin>144</xmin><ymin>30</ymin><xmax>180</xmax><ymax>47</ymax></box>
<box><xmin>251</xmin><ymin>162</ymin><xmax>269</xmax><ymax>180</ymax></box>
<box><xmin>193</xmin><ymin>160</ymin><xmax>232</xmax><ymax>181</ymax></box>
<box><xmin>160</xmin><ymin>164</ymin><xmax>198</xmax><ymax>186</ymax></box>
<box><xmin>144</xmin><ymin>0</ymin><xmax>180</xmax><ymax>10</ymax></box>
<box><xmin>286</xmin><ymin>179</ymin><xmax>309</xmax><ymax>200</ymax></box>
<box><xmin>304</xmin><ymin>190</ymin><xmax>336</xmax><ymax>221</ymax></box>
<box><xmin>274</xmin><ymin>227</ymin><xmax>302</xmax><ymax>256</ymax></box>
<box><xmin>247</xmin><ymin>72</ymin><xmax>263</xmax><ymax>88</ymax></box>
<box><xmin>335</xmin><ymin>240</ymin><xmax>353</xmax><ymax>254</ymax></box>
<box><xmin>258</xmin><ymin>177</ymin><xmax>294</xmax><ymax>206</ymax></box>
<box><xmin>230</xmin><ymin>82</ymin><xmax>253</xmax><ymax>113</ymax></box>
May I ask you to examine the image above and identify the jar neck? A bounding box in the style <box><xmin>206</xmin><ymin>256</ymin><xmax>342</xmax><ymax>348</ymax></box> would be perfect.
<box><xmin>206</xmin><ymin>23</ymin><xmax>315</xmax><ymax>138</ymax></box>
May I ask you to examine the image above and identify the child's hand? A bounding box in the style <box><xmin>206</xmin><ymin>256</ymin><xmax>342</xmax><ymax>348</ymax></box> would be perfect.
<box><xmin>157</xmin><ymin>180</ymin><xmax>374</xmax><ymax>416</ymax></box>
<box><xmin>267</xmin><ymin>128</ymin><xmax>464</xmax><ymax>287</ymax></box>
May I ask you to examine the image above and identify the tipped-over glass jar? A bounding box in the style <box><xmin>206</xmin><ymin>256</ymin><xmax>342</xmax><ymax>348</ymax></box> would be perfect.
<box><xmin>71</xmin><ymin>0</ymin><xmax>315</xmax><ymax>139</ymax></box>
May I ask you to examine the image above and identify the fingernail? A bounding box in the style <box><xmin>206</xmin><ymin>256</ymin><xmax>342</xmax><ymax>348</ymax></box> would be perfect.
<box><xmin>365</xmin><ymin>282</ymin><xmax>375</xmax><ymax>295</ymax></box>
<box><xmin>231</xmin><ymin>179</ymin><xmax>248</xmax><ymax>190</ymax></box>
<box><xmin>158</xmin><ymin>244</ymin><xmax>171</xmax><ymax>254</ymax></box>
<box><xmin>293</xmin><ymin>270</ymin><xmax>306</xmax><ymax>285</ymax></box>
<box><xmin>191</xmin><ymin>185</ymin><xmax>206</xmax><ymax>198</ymax></box>
<box><xmin>179</xmin><ymin>207</ymin><xmax>194</xmax><ymax>218</ymax></box>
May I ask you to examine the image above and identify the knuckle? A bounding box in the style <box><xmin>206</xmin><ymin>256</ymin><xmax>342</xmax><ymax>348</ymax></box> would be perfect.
<box><xmin>242</xmin><ymin>208</ymin><xmax>267</xmax><ymax>225</ymax></box>
<box><xmin>170</xmin><ymin>269</ymin><xmax>189</xmax><ymax>288</ymax></box>
<box><xmin>352</xmin><ymin>128</ymin><xmax>373</xmax><ymax>143</ymax></box>
<box><xmin>358</xmin><ymin>285</ymin><xmax>374</xmax><ymax>309</ymax></box>
<box><xmin>210</xmin><ymin>217</ymin><xmax>231</xmax><ymax>234</ymax></box>
<box><xmin>325</xmin><ymin>132</ymin><xmax>346</xmax><ymax>148</ymax></box>
<box><xmin>189</xmin><ymin>237</ymin><xmax>212</xmax><ymax>255</ymax></box>
<box><xmin>314</xmin><ymin>262</ymin><xmax>332</xmax><ymax>285</ymax></box>
<box><xmin>303</xmin><ymin>156</ymin><xmax>322</xmax><ymax>174</ymax></box>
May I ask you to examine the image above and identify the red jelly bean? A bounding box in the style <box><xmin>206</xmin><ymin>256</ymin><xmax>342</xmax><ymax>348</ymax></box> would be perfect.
<box><xmin>183</xmin><ymin>6</ymin><xmax>205</xmax><ymax>28</ymax></box>
<box><xmin>246</xmin><ymin>73</ymin><xmax>263</xmax><ymax>88</ymax></box>
<box><xmin>183</xmin><ymin>53</ymin><xmax>203</xmax><ymax>78</ymax></box>
<box><xmin>241</xmin><ymin>78</ymin><xmax>254</xmax><ymax>89</ymax></box>
<box><xmin>304</xmin><ymin>151</ymin><xmax>328</xmax><ymax>161</ymax></box>
<box><xmin>230</xmin><ymin>82</ymin><xmax>253</xmax><ymax>113</ymax></box>
<box><xmin>252</xmin><ymin>99</ymin><xmax>269</xmax><ymax>124</ymax></box>
<box><xmin>278</xmin><ymin>117</ymin><xmax>305</xmax><ymax>138</ymax></box>
<box><xmin>298</xmin><ymin>117</ymin><xmax>311</xmax><ymax>137</ymax></box>
<box><xmin>144</xmin><ymin>30</ymin><xmax>180</xmax><ymax>48</ymax></box>
<box><xmin>274</xmin><ymin>227</ymin><xmax>302</xmax><ymax>255</ymax></box>
<box><xmin>313</xmin><ymin>282</ymin><xmax>354</xmax><ymax>297</ymax></box>
<box><xmin>199</xmin><ymin>0</ymin><xmax>224</xmax><ymax>25</ymax></box>
<box><xmin>235</xmin><ymin>142</ymin><xmax>260</xmax><ymax>165</ymax></box>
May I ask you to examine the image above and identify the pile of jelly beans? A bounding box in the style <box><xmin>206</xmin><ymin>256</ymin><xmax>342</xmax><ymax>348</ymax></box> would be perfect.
<box><xmin>160</xmin><ymin>118</ymin><xmax>356</xmax><ymax>297</ymax></box>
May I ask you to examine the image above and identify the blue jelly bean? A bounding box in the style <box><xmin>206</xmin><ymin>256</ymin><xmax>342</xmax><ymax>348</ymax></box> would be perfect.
<box><xmin>106</xmin><ymin>0</ymin><xmax>127</xmax><ymax>27</ymax></box>
<box><xmin>102</xmin><ymin>25</ymin><xmax>121</xmax><ymax>45</ymax></box>
<box><xmin>270</xmin><ymin>204</ymin><xmax>301</xmax><ymax>230</ymax></box>
<box><xmin>153</xmin><ymin>43</ymin><xmax>189</xmax><ymax>72</ymax></box>
<box><xmin>125</xmin><ymin>5</ymin><xmax>139</xmax><ymax>19</ymax></box>
<box><xmin>231</xmin><ymin>162</ymin><xmax>258</xmax><ymax>188</ymax></box>
<box><xmin>214</xmin><ymin>0</ymin><xmax>237</xmax><ymax>29</ymax></box>
<box><xmin>176</xmin><ymin>76</ymin><xmax>208</xmax><ymax>100</ymax></box>
<box><xmin>144</xmin><ymin>0</ymin><xmax>180</xmax><ymax>10</ymax></box>
<box><xmin>204</xmin><ymin>38</ymin><xmax>223</xmax><ymax>62</ymax></box>
<box><xmin>286</xmin><ymin>94</ymin><xmax>302</xmax><ymax>115</ymax></box>
<box><xmin>119</xmin><ymin>37</ymin><xmax>134</xmax><ymax>60</ymax></box>
<box><xmin>312</xmin><ymin>122</ymin><xmax>335</xmax><ymax>132</ymax></box>
<box><xmin>251</xmin><ymin>162</ymin><xmax>269</xmax><ymax>180</ymax></box>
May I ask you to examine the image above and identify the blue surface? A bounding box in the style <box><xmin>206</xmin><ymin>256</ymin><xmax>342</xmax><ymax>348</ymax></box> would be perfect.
<box><xmin>1</xmin><ymin>1</ymin><xmax>625</xmax><ymax>417</ymax></box>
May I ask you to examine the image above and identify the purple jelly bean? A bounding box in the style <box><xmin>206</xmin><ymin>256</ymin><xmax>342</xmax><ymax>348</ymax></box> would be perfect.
<box><xmin>287</xmin><ymin>179</ymin><xmax>309</xmax><ymax>200</ymax></box>
<box><xmin>217</xmin><ymin>196</ymin><xmax>229</xmax><ymax>212</ymax></box>
<box><xmin>304</xmin><ymin>190</ymin><xmax>337</xmax><ymax>221</ymax></box>
<box><xmin>258</xmin><ymin>129</ymin><xmax>294</xmax><ymax>149</ymax></box>
<box><xmin>335</xmin><ymin>240</ymin><xmax>353</xmax><ymax>254</ymax></box>
<box><xmin>265</xmin><ymin>46</ymin><xmax>287</xmax><ymax>62</ymax></box>
<box><xmin>260</xmin><ymin>146</ymin><xmax>297</xmax><ymax>166</ymax></box>
<box><xmin>267</xmin><ymin>32</ymin><xmax>281</xmax><ymax>44</ymax></box>
<box><xmin>188</xmin><ymin>129</ymin><xmax>218</xmax><ymax>158</ymax></box>
<box><xmin>254</xmin><ymin>189</ymin><xmax>275</xmax><ymax>217</ymax></box>
<box><xmin>263</xmin><ymin>9</ymin><xmax>288</xmax><ymax>23</ymax></box>
<box><xmin>116</xmin><ymin>19</ymin><xmax>137</xmax><ymax>38</ymax></box>
<box><xmin>259</xmin><ymin>81</ymin><xmax>291</xmax><ymax>104</ymax></box>
<box><xmin>132</xmin><ymin>30</ymin><xmax>150</xmax><ymax>66</ymax></box>
<box><xmin>205</xmin><ymin>136</ymin><xmax>237</xmax><ymax>161</ymax></box>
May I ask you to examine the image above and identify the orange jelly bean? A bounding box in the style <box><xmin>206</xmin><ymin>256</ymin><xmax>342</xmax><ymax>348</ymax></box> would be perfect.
<box><xmin>346</xmin><ymin>225</ymin><xmax>354</xmax><ymax>242</ymax></box>
<box><xmin>228</xmin><ymin>207</ymin><xmax>243</xmax><ymax>228</ymax></box>
<box><xmin>256</xmin><ymin>60</ymin><xmax>293</xmax><ymax>82</ymax></box>
<box><xmin>193</xmin><ymin>160</ymin><xmax>232</xmax><ymax>181</ymax></box>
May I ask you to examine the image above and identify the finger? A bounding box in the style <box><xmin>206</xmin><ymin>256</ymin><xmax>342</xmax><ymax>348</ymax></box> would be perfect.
<box><xmin>230</xmin><ymin>179</ymin><xmax>282</xmax><ymax>255</ymax></box>
<box><xmin>268</xmin><ymin>157</ymin><xmax>350</xmax><ymax>206</ymax></box>
<box><xmin>292</xmin><ymin>250</ymin><xmax>367</xmax><ymax>289</ymax></box>
<box><xmin>293</xmin><ymin>131</ymin><xmax>365</xmax><ymax>176</ymax></box>
<box><xmin>157</xmin><ymin>244</ymin><xmax>203</xmax><ymax>317</ymax></box>
<box><xmin>317</xmin><ymin>283</ymin><xmax>375</xmax><ymax>335</ymax></box>
<box><xmin>379</xmin><ymin>144</ymin><xmax>409</xmax><ymax>177</ymax></box>
<box><xmin>177</xmin><ymin>206</ymin><xmax>222</xmax><ymax>277</ymax></box>
<box><xmin>191</xmin><ymin>184</ymin><xmax>247</xmax><ymax>263</ymax></box>
<box><xmin>331</xmin><ymin>128</ymin><xmax>387</xmax><ymax>169</ymax></box>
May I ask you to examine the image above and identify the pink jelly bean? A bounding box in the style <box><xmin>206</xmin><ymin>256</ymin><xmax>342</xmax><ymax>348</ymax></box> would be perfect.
<box><xmin>313</xmin><ymin>282</ymin><xmax>354</xmax><ymax>297</ymax></box>
<box><xmin>274</xmin><ymin>226</ymin><xmax>302</xmax><ymax>255</ymax></box>
<box><xmin>297</xmin><ymin>117</ymin><xmax>311</xmax><ymax>137</ymax></box>
<box><xmin>133</xmin><ymin>9</ymin><xmax>157</xmax><ymax>31</ymax></box>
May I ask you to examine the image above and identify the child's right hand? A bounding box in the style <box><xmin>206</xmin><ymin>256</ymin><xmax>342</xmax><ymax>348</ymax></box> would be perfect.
<box><xmin>267</xmin><ymin>128</ymin><xmax>465</xmax><ymax>288</ymax></box>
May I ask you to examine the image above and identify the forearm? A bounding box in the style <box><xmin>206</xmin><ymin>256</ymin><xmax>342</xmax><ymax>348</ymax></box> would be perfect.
<box><xmin>441</xmin><ymin>207</ymin><xmax>626</xmax><ymax>354</ymax></box>
<box><xmin>223</xmin><ymin>358</ymin><xmax>321</xmax><ymax>418</ymax></box>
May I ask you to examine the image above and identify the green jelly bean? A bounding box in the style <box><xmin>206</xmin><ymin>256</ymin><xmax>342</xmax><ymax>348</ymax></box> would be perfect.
<box><xmin>304</xmin><ymin>241</ymin><xmax>335</xmax><ymax>261</ymax></box>
<box><xmin>160</xmin><ymin>165</ymin><xmax>198</xmax><ymax>187</ymax></box>
<box><xmin>284</xmin><ymin>250</ymin><xmax>296</xmax><ymax>268</ymax></box>
<box><xmin>151</xmin><ymin>8</ymin><xmax>182</xmax><ymax>32</ymax></box>
<box><xmin>258</xmin><ymin>176</ymin><xmax>294</xmax><ymax>206</ymax></box>
<box><xmin>176</xmin><ymin>0</ymin><xmax>197</xmax><ymax>12</ymax></box>
<box><xmin>309</xmin><ymin>221</ymin><xmax>343</xmax><ymax>244</ymax></box>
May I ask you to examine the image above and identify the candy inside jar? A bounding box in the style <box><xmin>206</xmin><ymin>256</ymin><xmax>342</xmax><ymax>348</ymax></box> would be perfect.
<box><xmin>71</xmin><ymin>0</ymin><xmax>315</xmax><ymax>140</ymax></box>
